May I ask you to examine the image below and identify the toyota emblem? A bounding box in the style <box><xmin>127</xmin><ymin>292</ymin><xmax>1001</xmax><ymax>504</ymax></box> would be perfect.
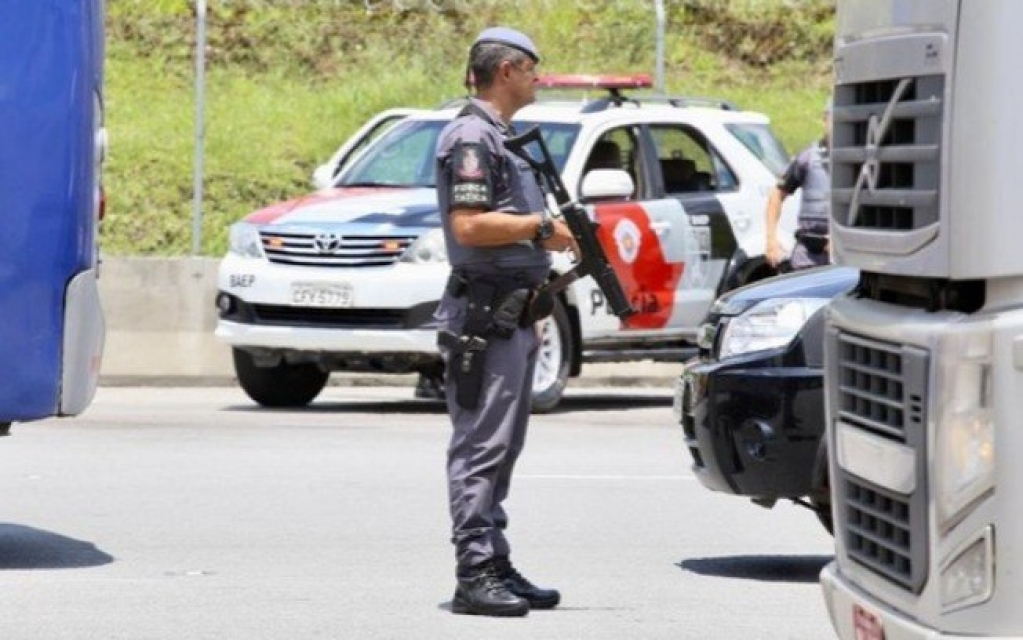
<box><xmin>313</xmin><ymin>232</ymin><xmax>342</xmax><ymax>254</ymax></box>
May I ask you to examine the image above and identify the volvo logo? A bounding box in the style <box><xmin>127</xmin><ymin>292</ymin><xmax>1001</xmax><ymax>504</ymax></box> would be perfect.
<box><xmin>847</xmin><ymin>77</ymin><xmax>912</xmax><ymax>226</ymax></box>
<box><xmin>313</xmin><ymin>232</ymin><xmax>343</xmax><ymax>254</ymax></box>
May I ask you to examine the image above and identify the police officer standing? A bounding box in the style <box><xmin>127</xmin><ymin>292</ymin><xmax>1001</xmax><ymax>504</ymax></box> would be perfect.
<box><xmin>434</xmin><ymin>27</ymin><xmax>577</xmax><ymax>617</ymax></box>
<box><xmin>765</xmin><ymin>99</ymin><xmax>832</xmax><ymax>271</ymax></box>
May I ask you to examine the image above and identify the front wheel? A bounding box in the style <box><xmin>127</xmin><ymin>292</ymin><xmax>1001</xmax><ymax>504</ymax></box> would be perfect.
<box><xmin>530</xmin><ymin>297</ymin><xmax>573</xmax><ymax>414</ymax></box>
<box><xmin>233</xmin><ymin>348</ymin><xmax>329</xmax><ymax>408</ymax></box>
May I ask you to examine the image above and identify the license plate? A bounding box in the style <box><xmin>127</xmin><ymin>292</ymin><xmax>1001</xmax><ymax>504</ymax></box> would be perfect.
<box><xmin>290</xmin><ymin>282</ymin><xmax>352</xmax><ymax>308</ymax></box>
<box><xmin>853</xmin><ymin>603</ymin><xmax>884</xmax><ymax>640</ymax></box>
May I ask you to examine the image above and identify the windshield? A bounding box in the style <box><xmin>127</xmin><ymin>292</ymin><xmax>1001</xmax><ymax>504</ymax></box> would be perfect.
<box><xmin>337</xmin><ymin>119</ymin><xmax>580</xmax><ymax>188</ymax></box>
<box><xmin>725</xmin><ymin>123</ymin><xmax>790</xmax><ymax>177</ymax></box>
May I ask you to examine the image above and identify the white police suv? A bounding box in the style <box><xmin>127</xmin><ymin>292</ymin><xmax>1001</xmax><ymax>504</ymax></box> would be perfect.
<box><xmin>215</xmin><ymin>75</ymin><xmax>800</xmax><ymax>411</ymax></box>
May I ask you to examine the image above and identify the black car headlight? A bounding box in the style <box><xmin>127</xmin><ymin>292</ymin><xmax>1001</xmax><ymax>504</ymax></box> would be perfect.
<box><xmin>718</xmin><ymin>297</ymin><xmax>829</xmax><ymax>360</ymax></box>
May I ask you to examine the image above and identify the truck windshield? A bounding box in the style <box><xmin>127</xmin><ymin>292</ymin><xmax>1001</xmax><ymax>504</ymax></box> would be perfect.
<box><xmin>725</xmin><ymin>123</ymin><xmax>791</xmax><ymax>177</ymax></box>
<box><xmin>338</xmin><ymin>119</ymin><xmax>580</xmax><ymax>188</ymax></box>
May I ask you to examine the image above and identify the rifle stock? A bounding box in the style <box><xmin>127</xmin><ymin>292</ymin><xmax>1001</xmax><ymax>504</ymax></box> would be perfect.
<box><xmin>505</xmin><ymin>127</ymin><xmax>635</xmax><ymax>320</ymax></box>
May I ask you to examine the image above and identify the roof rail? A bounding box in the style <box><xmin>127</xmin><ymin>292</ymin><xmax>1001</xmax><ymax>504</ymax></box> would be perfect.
<box><xmin>640</xmin><ymin>95</ymin><xmax>741</xmax><ymax>111</ymax></box>
<box><xmin>580</xmin><ymin>94</ymin><xmax>741</xmax><ymax>113</ymax></box>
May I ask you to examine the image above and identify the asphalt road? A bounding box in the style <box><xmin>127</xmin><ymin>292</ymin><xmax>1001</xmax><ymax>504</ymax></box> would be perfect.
<box><xmin>0</xmin><ymin>386</ymin><xmax>836</xmax><ymax>640</ymax></box>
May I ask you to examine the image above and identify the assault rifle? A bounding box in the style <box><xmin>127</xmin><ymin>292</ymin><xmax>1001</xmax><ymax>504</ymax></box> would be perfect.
<box><xmin>504</xmin><ymin>127</ymin><xmax>635</xmax><ymax>320</ymax></box>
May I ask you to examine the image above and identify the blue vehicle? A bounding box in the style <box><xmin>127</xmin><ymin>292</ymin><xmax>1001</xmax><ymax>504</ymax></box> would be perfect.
<box><xmin>0</xmin><ymin>1</ymin><xmax>106</xmax><ymax>433</ymax></box>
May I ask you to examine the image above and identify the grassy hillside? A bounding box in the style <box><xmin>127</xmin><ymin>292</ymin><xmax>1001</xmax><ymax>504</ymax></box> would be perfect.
<box><xmin>103</xmin><ymin>0</ymin><xmax>835</xmax><ymax>256</ymax></box>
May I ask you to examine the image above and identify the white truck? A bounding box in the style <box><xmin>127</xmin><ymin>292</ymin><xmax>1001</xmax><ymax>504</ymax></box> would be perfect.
<box><xmin>821</xmin><ymin>1</ymin><xmax>1023</xmax><ymax>637</ymax></box>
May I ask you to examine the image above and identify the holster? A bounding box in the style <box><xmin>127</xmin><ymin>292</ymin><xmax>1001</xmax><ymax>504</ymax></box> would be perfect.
<box><xmin>439</xmin><ymin>275</ymin><xmax>535</xmax><ymax>410</ymax></box>
<box><xmin>438</xmin><ymin>330</ymin><xmax>487</xmax><ymax>410</ymax></box>
<box><xmin>795</xmin><ymin>230</ymin><xmax>829</xmax><ymax>255</ymax></box>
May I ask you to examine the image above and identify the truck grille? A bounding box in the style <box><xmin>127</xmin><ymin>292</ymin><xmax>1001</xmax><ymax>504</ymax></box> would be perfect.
<box><xmin>832</xmin><ymin>331</ymin><xmax>930</xmax><ymax>593</ymax></box>
<box><xmin>844</xmin><ymin>478</ymin><xmax>914</xmax><ymax>588</ymax></box>
<box><xmin>838</xmin><ymin>333</ymin><xmax>911</xmax><ymax>442</ymax></box>
<box><xmin>832</xmin><ymin>74</ymin><xmax>944</xmax><ymax>232</ymax></box>
<box><xmin>260</xmin><ymin>230</ymin><xmax>417</xmax><ymax>267</ymax></box>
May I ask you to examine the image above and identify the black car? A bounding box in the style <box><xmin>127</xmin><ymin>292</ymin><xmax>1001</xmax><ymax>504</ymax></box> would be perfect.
<box><xmin>674</xmin><ymin>265</ymin><xmax>859</xmax><ymax>533</ymax></box>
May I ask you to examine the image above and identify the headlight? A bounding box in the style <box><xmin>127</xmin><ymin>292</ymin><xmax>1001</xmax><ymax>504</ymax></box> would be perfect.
<box><xmin>228</xmin><ymin>223</ymin><xmax>264</xmax><ymax>259</ymax></box>
<box><xmin>399</xmin><ymin>228</ymin><xmax>448</xmax><ymax>264</ymax></box>
<box><xmin>936</xmin><ymin>328</ymin><xmax>994</xmax><ymax>530</ymax></box>
<box><xmin>717</xmin><ymin>297</ymin><xmax>829</xmax><ymax>359</ymax></box>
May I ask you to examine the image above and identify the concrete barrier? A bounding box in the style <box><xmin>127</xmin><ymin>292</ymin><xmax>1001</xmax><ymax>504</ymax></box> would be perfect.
<box><xmin>96</xmin><ymin>257</ymin><xmax>682</xmax><ymax>387</ymax></box>
<box><xmin>99</xmin><ymin>257</ymin><xmax>232</xmax><ymax>385</ymax></box>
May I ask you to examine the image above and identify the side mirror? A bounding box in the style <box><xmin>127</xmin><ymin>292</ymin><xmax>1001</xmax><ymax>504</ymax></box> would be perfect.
<box><xmin>580</xmin><ymin>169</ymin><xmax>634</xmax><ymax>201</ymax></box>
<box><xmin>311</xmin><ymin>163</ymin><xmax>335</xmax><ymax>190</ymax></box>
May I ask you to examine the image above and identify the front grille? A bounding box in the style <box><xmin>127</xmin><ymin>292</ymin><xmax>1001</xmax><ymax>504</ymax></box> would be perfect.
<box><xmin>260</xmin><ymin>230</ymin><xmax>417</xmax><ymax>267</ymax></box>
<box><xmin>252</xmin><ymin>305</ymin><xmax>407</xmax><ymax>329</ymax></box>
<box><xmin>832</xmin><ymin>330</ymin><xmax>929</xmax><ymax>594</ymax></box>
<box><xmin>845</xmin><ymin>479</ymin><xmax>914</xmax><ymax>587</ymax></box>
<box><xmin>832</xmin><ymin>74</ymin><xmax>944</xmax><ymax>232</ymax></box>
<box><xmin>837</xmin><ymin>333</ymin><xmax>908</xmax><ymax>441</ymax></box>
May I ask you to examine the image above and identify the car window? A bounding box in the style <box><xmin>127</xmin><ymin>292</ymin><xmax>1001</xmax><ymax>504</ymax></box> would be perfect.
<box><xmin>580</xmin><ymin>126</ymin><xmax>645</xmax><ymax>198</ymax></box>
<box><xmin>725</xmin><ymin>123</ymin><xmax>790</xmax><ymax>177</ymax></box>
<box><xmin>332</xmin><ymin>113</ymin><xmax>409</xmax><ymax>180</ymax></box>
<box><xmin>338</xmin><ymin>119</ymin><xmax>580</xmax><ymax>188</ymax></box>
<box><xmin>340</xmin><ymin>120</ymin><xmax>439</xmax><ymax>187</ymax></box>
<box><xmin>649</xmin><ymin>124</ymin><xmax>737</xmax><ymax>194</ymax></box>
<box><xmin>513</xmin><ymin>120</ymin><xmax>579</xmax><ymax>171</ymax></box>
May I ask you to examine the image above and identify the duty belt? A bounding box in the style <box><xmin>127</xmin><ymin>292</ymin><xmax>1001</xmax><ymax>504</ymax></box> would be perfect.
<box><xmin>445</xmin><ymin>270</ymin><xmax>535</xmax><ymax>298</ymax></box>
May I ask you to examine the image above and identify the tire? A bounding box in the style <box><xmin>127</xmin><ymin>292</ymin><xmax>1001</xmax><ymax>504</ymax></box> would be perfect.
<box><xmin>530</xmin><ymin>297</ymin><xmax>573</xmax><ymax>414</ymax></box>
<box><xmin>232</xmin><ymin>348</ymin><xmax>329</xmax><ymax>408</ymax></box>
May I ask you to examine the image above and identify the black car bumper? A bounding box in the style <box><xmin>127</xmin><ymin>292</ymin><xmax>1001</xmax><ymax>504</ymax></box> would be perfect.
<box><xmin>679</xmin><ymin>346</ymin><xmax>825</xmax><ymax>500</ymax></box>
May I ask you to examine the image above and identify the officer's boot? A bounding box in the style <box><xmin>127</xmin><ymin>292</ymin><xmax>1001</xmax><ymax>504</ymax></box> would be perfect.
<box><xmin>493</xmin><ymin>555</ymin><xmax>561</xmax><ymax>610</ymax></box>
<box><xmin>452</xmin><ymin>560</ymin><xmax>529</xmax><ymax>617</ymax></box>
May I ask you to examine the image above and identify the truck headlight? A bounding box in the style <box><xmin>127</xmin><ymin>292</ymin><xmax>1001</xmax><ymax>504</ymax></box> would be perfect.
<box><xmin>228</xmin><ymin>223</ymin><xmax>265</xmax><ymax>259</ymax></box>
<box><xmin>935</xmin><ymin>328</ymin><xmax>994</xmax><ymax>530</ymax></box>
<box><xmin>400</xmin><ymin>228</ymin><xmax>448</xmax><ymax>264</ymax></box>
<box><xmin>718</xmin><ymin>298</ymin><xmax>828</xmax><ymax>360</ymax></box>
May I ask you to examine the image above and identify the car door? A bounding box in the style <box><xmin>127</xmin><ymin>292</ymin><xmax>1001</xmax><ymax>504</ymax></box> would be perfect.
<box><xmin>579</xmin><ymin>125</ymin><xmax>690</xmax><ymax>331</ymax></box>
<box><xmin>644</xmin><ymin>123</ymin><xmax>740</xmax><ymax>329</ymax></box>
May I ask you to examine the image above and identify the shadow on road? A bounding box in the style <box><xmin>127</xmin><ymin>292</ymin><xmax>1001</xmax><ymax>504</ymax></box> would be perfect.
<box><xmin>225</xmin><ymin>400</ymin><xmax>449</xmax><ymax>415</ymax></box>
<box><xmin>0</xmin><ymin>524</ymin><xmax>114</xmax><ymax>570</ymax></box>
<box><xmin>225</xmin><ymin>391</ymin><xmax>672</xmax><ymax>415</ymax></box>
<box><xmin>678</xmin><ymin>554</ymin><xmax>832</xmax><ymax>584</ymax></box>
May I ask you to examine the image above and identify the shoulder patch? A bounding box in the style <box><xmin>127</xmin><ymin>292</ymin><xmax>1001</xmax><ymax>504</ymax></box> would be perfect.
<box><xmin>448</xmin><ymin>141</ymin><xmax>493</xmax><ymax>210</ymax></box>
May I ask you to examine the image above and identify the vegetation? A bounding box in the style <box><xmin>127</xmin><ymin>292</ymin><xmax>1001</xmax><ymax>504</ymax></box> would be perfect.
<box><xmin>104</xmin><ymin>0</ymin><xmax>835</xmax><ymax>256</ymax></box>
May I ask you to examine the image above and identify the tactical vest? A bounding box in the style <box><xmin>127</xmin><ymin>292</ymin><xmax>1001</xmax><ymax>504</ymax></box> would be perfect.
<box><xmin>797</xmin><ymin>144</ymin><xmax>830</xmax><ymax>233</ymax></box>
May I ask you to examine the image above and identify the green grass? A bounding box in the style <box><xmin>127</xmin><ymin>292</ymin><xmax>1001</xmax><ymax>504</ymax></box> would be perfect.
<box><xmin>102</xmin><ymin>0</ymin><xmax>834</xmax><ymax>256</ymax></box>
